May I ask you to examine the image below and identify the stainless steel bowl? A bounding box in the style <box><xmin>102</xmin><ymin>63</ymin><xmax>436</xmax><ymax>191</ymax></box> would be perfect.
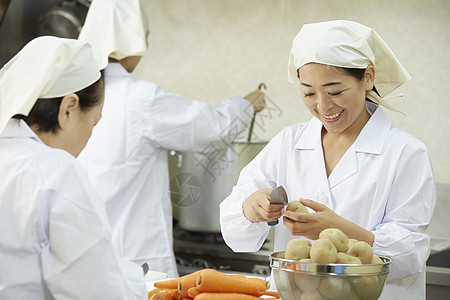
<box><xmin>270</xmin><ymin>251</ymin><xmax>391</xmax><ymax>300</ymax></box>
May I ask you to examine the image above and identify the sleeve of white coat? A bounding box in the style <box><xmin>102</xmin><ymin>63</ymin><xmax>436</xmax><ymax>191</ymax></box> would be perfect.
<box><xmin>371</xmin><ymin>141</ymin><xmax>436</xmax><ymax>280</ymax></box>
<box><xmin>40</xmin><ymin>158</ymin><xmax>147</xmax><ymax>300</ymax></box>
<box><xmin>142</xmin><ymin>86</ymin><xmax>255</xmax><ymax>152</ymax></box>
<box><xmin>219</xmin><ymin>129</ymin><xmax>287</xmax><ymax>252</ymax></box>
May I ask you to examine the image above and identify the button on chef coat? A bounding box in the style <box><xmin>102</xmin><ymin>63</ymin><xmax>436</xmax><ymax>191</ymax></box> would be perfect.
<box><xmin>220</xmin><ymin>102</ymin><xmax>436</xmax><ymax>300</ymax></box>
<box><xmin>78</xmin><ymin>63</ymin><xmax>254</xmax><ymax>277</ymax></box>
<box><xmin>0</xmin><ymin>119</ymin><xmax>147</xmax><ymax>300</ymax></box>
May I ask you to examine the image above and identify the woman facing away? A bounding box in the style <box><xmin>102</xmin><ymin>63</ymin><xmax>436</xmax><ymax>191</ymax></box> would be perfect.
<box><xmin>0</xmin><ymin>36</ymin><xmax>147</xmax><ymax>299</ymax></box>
<box><xmin>76</xmin><ymin>0</ymin><xmax>266</xmax><ymax>277</ymax></box>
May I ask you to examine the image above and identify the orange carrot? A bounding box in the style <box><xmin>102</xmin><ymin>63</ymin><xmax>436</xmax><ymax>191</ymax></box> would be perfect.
<box><xmin>178</xmin><ymin>273</ymin><xmax>200</xmax><ymax>298</ymax></box>
<box><xmin>148</xmin><ymin>288</ymin><xmax>163</xmax><ymax>299</ymax></box>
<box><xmin>187</xmin><ymin>286</ymin><xmax>202</xmax><ymax>298</ymax></box>
<box><xmin>154</xmin><ymin>270</ymin><xmax>203</xmax><ymax>289</ymax></box>
<box><xmin>196</xmin><ymin>269</ymin><xmax>268</xmax><ymax>296</ymax></box>
<box><xmin>194</xmin><ymin>292</ymin><xmax>262</xmax><ymax>300</ymax></box>
<box><xmin>154</xmin><ymin>278</ymin><xmax>179</xmax><ymax>290</ymax></box>
<box><xmin>153</xmin><ymin>289</ymin><xmax>178</xmax><ymax>300</ymax></box>
<box><xmin>263</xmin><ymin>290</ymin><xmax>280</xmax><ymax>298</ymax></box>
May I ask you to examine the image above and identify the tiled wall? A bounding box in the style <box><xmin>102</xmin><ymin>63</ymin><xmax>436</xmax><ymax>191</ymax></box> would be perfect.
<box><xmin>135</xmin><ymin>0</ymin><xmax>450</xmax><ymax>184</ymax></box>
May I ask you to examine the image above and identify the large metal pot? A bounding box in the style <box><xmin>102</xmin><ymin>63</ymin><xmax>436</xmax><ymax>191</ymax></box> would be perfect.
<box><xmin>169</xmin><ymin>140</ymin><xmax>267</xmax><ymax>233</ymax></box>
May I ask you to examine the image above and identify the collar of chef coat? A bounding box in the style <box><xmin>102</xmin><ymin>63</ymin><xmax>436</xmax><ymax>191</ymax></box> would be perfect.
<box><xmin>294</xmin><ymin>101</ymin><xmax>392</xmax><ymax>189</ymax></box>
<box><xmin>0</xmin><ymin>119</ymin><xmax>42</xmax><ymax>142</ymax></box>
<box><xmin>295</xmin><ymin>101</ymin><xmax>391</xmax><ymax>155</ymax></box>
<box><xmin>104</xmin><ymin>62</ymin><xmax>131</xmax><ymax>77</ymax></box>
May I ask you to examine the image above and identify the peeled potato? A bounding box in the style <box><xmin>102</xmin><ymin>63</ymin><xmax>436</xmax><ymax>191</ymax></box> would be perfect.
<box><xmin>370</xmin><ymin>254</ymin><xmax>383</xmax><ymax>264</ymax></box>
<box><xmin>319</xmin><ymin>276</ymin><xmax>352</xmax><ymax>300</ymax></box>
<box><xmin>285</xmin><ymin>239</ymin><xmax>312</xmax><ymax>261</ymax></box>
<box><xmin>347</xmin><ymin>255</ymin><xmax>362</xmax><ymax>264</ymax></box>
<box><xmin>319</xmin><ymin>228</ymin><xmax>349</xmax><ymax>253</ymax></box>
<box><xmin>274</xmin><ymin>265</ymin><xmax>299</xmax><ymax>300</ymax></box>
<box><xmin>295</xmin><ymin>273</ymin><xmax>320</xmax><ymax>292</ymax></box>
<box><xmin>336</xmin><ymin>252</ymin><xmax>351</xmax><ymax>264</ymax></box>
<box><xmin>348</xmin><ymin>241</ymin><xmax>373</xmax><ymax>264</ymax></box>
<box><xmin>347</xmin><ymin>288</ymin><xmax>362</xmax><ymax>300</ymax></box>
<box><xmin>299</xmin><ymin>258</ymin><xmax>311</xmax><ymax>263</ymax></box>
<box><xmin>310</xmin><ymin>238</ymin><xmax>337</xmax><ymax>263</ymax></box>
<box><xmin>286</xmin><ymin>199</ymin><xmax>309</xmax><ymax>213</ymax></box>
<box><xmin>300</xmin><ymin>290</ymin><xmax>326</xmax><ymax>300</ymax></box>
<box><xmin>347</xmin><ymin>238</ymin><xmax>358</xmax><ymax>251</ymax></box>
<box><xmin>350</xmin><ymin>275</ymin><xmax>380</xmax><ymax>299</ymax></box>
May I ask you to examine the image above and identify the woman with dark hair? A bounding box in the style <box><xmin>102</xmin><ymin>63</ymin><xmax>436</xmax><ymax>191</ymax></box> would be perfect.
<box><xmin>13</xmin><ymin>74</ymin><xmax>104</xmax><ymax>156</ymax></box>
<box><xmin>0</xmin><ymin>36</ymin><xmax>146</xmax><ymax>299</ymax></box>
<box><xmin>220</xmin><ymin>20</ymin><xmax>435</xmax><ymax>299</ymax></box>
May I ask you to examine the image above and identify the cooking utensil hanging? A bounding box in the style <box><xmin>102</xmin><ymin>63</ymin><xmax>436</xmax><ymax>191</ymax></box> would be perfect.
<box><xmin>247</xmin><ymin>82</ymin><xmax>267</xmax><ymax>142</ymax></box>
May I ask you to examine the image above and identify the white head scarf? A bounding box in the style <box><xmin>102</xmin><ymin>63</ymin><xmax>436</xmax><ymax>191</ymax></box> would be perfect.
<box><xmin>0</xmin><ymin>36</ymin><xmax>101</xmax><ymax>134</ymax></box>
<box><xmin>78</xmin><ymin>0</ymin><xmax>149</xmax><ymax>70</ymax></box>
<box><xmin>288</xmin><ymin>20</ymin><xmax>411</xmax><ymax>112</ymax></box>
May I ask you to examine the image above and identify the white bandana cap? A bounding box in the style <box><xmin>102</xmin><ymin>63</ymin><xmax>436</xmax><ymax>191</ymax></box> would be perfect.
<box><xmin>78</xmin><ymin>0</ymin><xmax>149</xmax><ymax>70</ymax></box>
<box><xmin>288</xmin><ymin>20</ymin><xmax>411</xmax><ymax>112</ymax></box>
<box><xmin>0</xmin><ymin>36</ymin><xmax>101</xmax><ymax>134</ymax></box>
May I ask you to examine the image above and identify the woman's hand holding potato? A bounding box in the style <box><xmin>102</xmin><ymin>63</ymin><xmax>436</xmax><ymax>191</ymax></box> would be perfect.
<box><xmin>282</xmin><ymin>198</ymin><xmax>375</xmax><ymax>245</ymax></box>
<box><xmin>286</xmin><ymin>199</ymin><xmax>309</xmax><ymax>213</ymax></box>
<box><xmin>282</xmin><ymin>198</ymin><xmax>344</xmax><ymax>240</ymax></box>
<box><xmin>242</xmin><ymin>188</ymin><xmax>284</xmax><ymax>223</ymax></box>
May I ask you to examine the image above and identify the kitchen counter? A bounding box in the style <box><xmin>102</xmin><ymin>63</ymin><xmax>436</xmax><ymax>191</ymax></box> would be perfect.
<box><xmin>427</xmin><ymin>266</ymin><xmax>450</xmax><ymax>287</ymax></box>
<box><xmin>426</xmin><ymin>266</ymin><xmax>450</xmax><ymax>300</ymax></box>
<box><xmin>426</xmin><ymin>244</ymin><xmax>450</xmax><ymax>300</ymax></box>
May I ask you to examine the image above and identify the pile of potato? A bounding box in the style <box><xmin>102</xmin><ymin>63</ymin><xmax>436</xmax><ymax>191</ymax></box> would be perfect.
<box><xmin>281</xmin><ymin>226</ymin><xmax>386</xmax><ymax>300</ymax></box>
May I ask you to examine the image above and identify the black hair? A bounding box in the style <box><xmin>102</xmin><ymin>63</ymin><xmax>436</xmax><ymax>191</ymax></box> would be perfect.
<box><xmin>297</xmin><ymin>66</ymin><xmax>380</xmax><ymax>98</ymax></box>
<box><xmin>333</xmin><ymin>67</ymin><xmax>381</xmax><ymax>98</ymax></box>
<box><xmin>339</xmin><ymin>67</ymin><xmax>365</xmax><ymax>81</ymax></box>
<box><xmin>14</xmin><ymin>74</ymin><xmax>104</xmax><ymax>133</ymax></box>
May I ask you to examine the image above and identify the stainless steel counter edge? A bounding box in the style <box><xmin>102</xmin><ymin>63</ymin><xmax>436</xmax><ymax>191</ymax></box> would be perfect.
<box><xmin>426</xmin><ymin>266</ymin><xmax>450</xmax><ymax>287</ymax></box>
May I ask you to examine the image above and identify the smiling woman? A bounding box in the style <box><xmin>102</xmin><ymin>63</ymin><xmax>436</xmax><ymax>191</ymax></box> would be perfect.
<box><xmin>220</xmin><ymin>20</ymin><xmax>436</xmax><ymax>300</ymax></box>
<box><xmin>298</xmin><ymin>64</ymin><xmax>374</xmax><ymax>136</ymax></box>
<box><xmin>297</xmin><ymin>63</ymin><xmax>376</xmax><ymax>176</ymax></box>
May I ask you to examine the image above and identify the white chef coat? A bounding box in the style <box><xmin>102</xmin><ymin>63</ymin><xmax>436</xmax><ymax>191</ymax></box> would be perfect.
<box><xmin>78</xmin><ymin>63</ymin><xmax>254</xmax><ymax>277</ymax></box>
<box><xmin>220</xmin><ymin>102</ymin><xmax>436</xmax><ymax>300</ymax></box>
<box><xmin>0</xmin><ymin>119</ymin><xmax>147</xmax><ymax>300</ymax></box>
